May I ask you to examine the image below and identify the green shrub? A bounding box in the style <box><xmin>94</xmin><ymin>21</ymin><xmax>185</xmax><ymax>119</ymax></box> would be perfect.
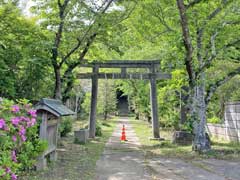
<box><xmin>95</xmin><ymin>123</ymin><xmax>102</xmax><ymax>136</ymax></box>
<box><xmin>82</xmin><ymin>93</ymin><xmax>91</xmax><ymax>115</ymax></box>
<box><xmin>208</xmin><ymin>117</ymin><xmax>221</xmax><ymax>124</ymax></box>
<box><xmin>59</xmin><ymin>117</ymin><xmax>73</xmax><ymax>137</ymax></box>
<box><xmin>180</xmin><ymin>118</ymin><xmax>194</xmax><ymax>133</ymax></box>
<box><xmin>102</xmin><ymin>122</ymin><xmax>111</xmax><ymax>127</ymax></box>
<box><xmin>84</xmin><ymin>122</ymin><xmax>102</xmax><ymax>136</ymax></box>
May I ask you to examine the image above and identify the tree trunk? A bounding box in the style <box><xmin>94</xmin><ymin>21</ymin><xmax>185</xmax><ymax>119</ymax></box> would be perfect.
<box><xmin>53</xmin><ymin>67</ymin><xmax>62</xmax><ymax>100</ymax></box>
<box><xmin>104</xmin><ymin>110</ymin><xmax>108</xmax><ymax>120</ymax></box>
<box><xmin>62</xmin><ymin>77</ymin><xmax>74</xmax><ymax>103</ymax></box>
<box><xmin>191</xmin><ymin>74</ymin><xmax>211</xmax><ymax>152</ymax></box>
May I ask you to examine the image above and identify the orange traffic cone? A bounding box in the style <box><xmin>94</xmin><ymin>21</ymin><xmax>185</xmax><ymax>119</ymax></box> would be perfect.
<box><xmin>121</xmin><ymin>124</ymin><xmax>127</xmax><ymax>141</ymax></box>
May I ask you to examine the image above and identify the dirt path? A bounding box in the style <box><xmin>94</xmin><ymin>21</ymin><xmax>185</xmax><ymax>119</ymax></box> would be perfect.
<box><xmin>95</xmin><ymin>117</ymin><xmax>240</xmax><ymax>180</ymax></box>
<box><xmin>95</xmin><ymin>117</ymin><xmax>151</xmax><ymax>180</ymax></box>
<box><xmin>145</xmin><ymin>156</ymin><xmax>240</xmax><ymax>180</ymax></box>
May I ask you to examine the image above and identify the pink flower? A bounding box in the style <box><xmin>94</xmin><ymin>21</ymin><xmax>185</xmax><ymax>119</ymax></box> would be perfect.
<box><xmin>31</xmin><ymin>118</ymin><xmax>36</xmax><ymax>125</ymax></box>
<box><xmin>21</xmin><ymin>135</ymin><xmax>27</xmax><ymax>142</ymax></box>
<box><xmin>28</xmin><ymin>109</ymin><xmax>37</xmax><ymax>118</ymax></box>
<box><xmin>0</xmin><ymin>119</ymin><xmax>6</xmax><ymax>129</ymax></box>
<box><xmin>11</xmin><ymin>105</ymin><xmax>20</xmax><ymax>113</ymax></box>
<box><xmin>12</xmin><ymin>136</ymin><xmax>17</xmax><ymax>142</ymax></box>
<box><xmin>20</xmin><ymin>116</ymin><xmax>29</xmax><ymax>122</ymax></box>
<box><xmin>11</xmin><ymin>173</ymin><xmax>17</xmax><ymax>180</ymax></box>
<box><xmin>27</xmin><ymin>118</ymin><xmax>36</xmax><ymax>127</ymax></box>
<box><xmin>5</xmin><ymin>167</ymin><xmax>11</xmax><ymax>174</ymax></box>
<box><xmin>11</xmin><ymin>117</ymin><xmax>20</xmax><ymax>126</ymax></box>
<box><xmin>26</xmin><ymin>117</ymin><xmax>30</xmax><ymax>122</ymax></box>
<box><xmin>3</xmin><ymin>125</ymin><xmax>9</xmax><ymax>131</ymax></box>
<box><xmin>27</xmin><ymin>121</ymin><xmax>31</xmax><ymax>127</ymax></box>
<box><xmin>19</xmin><ymin>126</ymin><xmax>26</xmax><ymax>136</ymax></box>
<box><xmin>11</xmin><ymin>151</ymin><xmax>17</xmax><ymax>162</ymax></box>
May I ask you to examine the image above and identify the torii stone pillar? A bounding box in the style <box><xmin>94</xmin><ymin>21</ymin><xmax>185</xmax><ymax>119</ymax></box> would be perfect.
<box><xmin>89</xmin><ymin>66</ymin><xmax>99</xmax><ymax>138</ymax></box>
<box><xmin>149</xmin><ymin>66</ymin><xmax>160</xmax><ymax>139</ymax></box>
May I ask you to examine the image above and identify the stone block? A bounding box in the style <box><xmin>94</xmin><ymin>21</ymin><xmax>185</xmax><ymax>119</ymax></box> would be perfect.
<box><xmin>225</xmin><ymin>105</ymin><xmax>236</xmax><ymax>113</ymax></box>
<box><xmin>172</xmin><ymin>131</ymin><xmax>193</xmax><ymax>145</ymax></box>
<box><xmin>225</xmin><ymin>120</ymin><xmax>235</xmax><ymax>128</ymax></box>
<box><xmin>225</xmin><ymin>113</ymin><xmax>234</xmax><ymax>122</ymax></box>
<box><xmin>236</xmin><ymin>105</ymin><xmax>240</xmax><ymax>113</ymax></box>
<box><xmin>74</xmin><ymin>129</ymin><xmax>89</xmax><ymax>144</ymax></box>
<box><xmin>236</xmin><ymin>120</ymin><xmax>240</xmax><ymax>128</ymax></box>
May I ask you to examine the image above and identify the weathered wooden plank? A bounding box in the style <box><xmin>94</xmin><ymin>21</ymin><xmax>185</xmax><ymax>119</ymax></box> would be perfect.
<box><xmin>47</xmin><ymin>119</ymin><xmax>58</xmax><ymax>127</ymax></box>
<box><xmin>39</xmin><ymin>112</ymin><xmax>48</xmax><ymax>140</ymax></box>
<box><xmin>43</xmin><ymin>146</ymin><xmax>56</xmax><ymax>156</ymax></box>
<box><xmin>77</xmin><ymin>73</ymin><xmax>171</xmax><ymax>80</ymax></box>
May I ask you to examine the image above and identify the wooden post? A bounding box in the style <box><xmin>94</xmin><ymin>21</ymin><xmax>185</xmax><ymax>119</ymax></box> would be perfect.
<box><xmin>50</xmin><ymin>118</ymin><xmax>59</xmax><ymax>161</ymax></box>
<box><xmin>36</xmin><ymin>112</ymin><xmax>48</xmax><ymax>170</ymax></box>
<box><xmin>149</xmin><ymin>65</ymin><xmax>160</xmax><ymax>139</ymax></box>
<box><xmin>89</xmin><ymin>66</ymin><xmax>99</xmax><ymax>138</ymax></box>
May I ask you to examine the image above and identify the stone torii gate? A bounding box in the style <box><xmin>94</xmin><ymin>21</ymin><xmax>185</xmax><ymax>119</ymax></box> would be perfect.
<box><xmin>78</xmin><ymin>60</ymin><xmax>171</xmax><ymax>139</ymax></box>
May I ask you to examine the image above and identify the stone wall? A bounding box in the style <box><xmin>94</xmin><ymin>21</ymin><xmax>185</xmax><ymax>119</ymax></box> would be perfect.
<box><xmin>207</xmin><ymin>102</ymin><xmax>240</xmax><ymax>142</ymax></box>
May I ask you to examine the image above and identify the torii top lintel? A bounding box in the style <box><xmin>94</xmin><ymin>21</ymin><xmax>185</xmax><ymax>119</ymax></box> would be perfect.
<box><xmin>80</xmin><ymin>60</ymin><xmax>160</xmax><ymax>68</ymax></box>
<box><xmin>78</xmin><ymin>60</ymin><xmax>171</xmax><ymax>80</ymax></box>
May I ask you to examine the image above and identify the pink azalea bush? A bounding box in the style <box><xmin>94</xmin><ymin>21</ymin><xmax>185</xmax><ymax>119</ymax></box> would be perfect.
<box><xmin>0</xmin><ymin>99</ymin><xmax>47</xmax><ymax>180</ymax></box>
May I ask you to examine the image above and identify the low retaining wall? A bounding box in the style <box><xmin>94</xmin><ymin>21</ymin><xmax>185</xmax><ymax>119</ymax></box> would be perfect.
<box><xmin>207</xmin><ymin>123</ymin><xmax>240</xmax><ymax>142</ymax></box>
<box><xmin>207</xmin><ymin>102</ymin><xmax>240</xmax><ymax>142</ymax></box>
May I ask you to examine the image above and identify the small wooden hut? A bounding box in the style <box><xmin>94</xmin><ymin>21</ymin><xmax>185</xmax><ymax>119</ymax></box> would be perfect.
<box><xmin>35</xmin><ymin>98</ymin><xmax>75</xmax><ymax>170</ymax></box>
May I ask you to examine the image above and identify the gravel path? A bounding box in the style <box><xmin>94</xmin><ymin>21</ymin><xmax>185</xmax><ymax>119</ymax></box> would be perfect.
<box><xmin>95</xmin><ymin>117</ymin><xmax>151</xmax><ymax>180</ymax></box>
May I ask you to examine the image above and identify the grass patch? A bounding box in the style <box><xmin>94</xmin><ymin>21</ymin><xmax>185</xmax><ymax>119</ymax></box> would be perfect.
<box><xmin>130</xmin><ymin>119</ymin><xmax>240</xmax><ymax>160</ymax></box>
<box><xmin>20</xmin><ymin>118</ymin><xmax>117</xmax><ymax>180</ymax></box>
